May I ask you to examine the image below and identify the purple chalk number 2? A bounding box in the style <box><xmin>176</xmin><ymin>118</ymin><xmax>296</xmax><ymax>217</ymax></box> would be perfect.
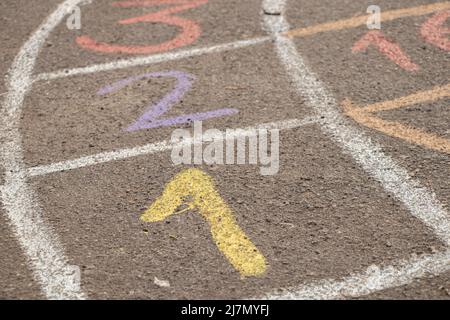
<box><xmin>97</xmin><ymin>71</ymin><xmax>239</xmax><ymax>132</ymax></box>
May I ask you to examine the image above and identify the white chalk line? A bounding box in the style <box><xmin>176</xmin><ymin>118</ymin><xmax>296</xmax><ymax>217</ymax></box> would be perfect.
<box><xmin>26</xmin><ymin>117</ymin><xmax>318</xmax><ymax>177</ymax></box>
<box><xmin>260</xmin><ymin>0</ymin><xmax>450</xmax><ymax>299</ymax></box>
<box><xmin>34</xmin><ymin>36</ymin><xmax>271</xmax><ymax>82</ymax></box>
<box><xmin>257</xmin><ymin>249</ymin><xmax>450</xmax><ymax>300</ymax></box>
<box><xmin>0</xmin><ymin>0</ymin><xmax>88</xmax><ymax>299</ymax></box>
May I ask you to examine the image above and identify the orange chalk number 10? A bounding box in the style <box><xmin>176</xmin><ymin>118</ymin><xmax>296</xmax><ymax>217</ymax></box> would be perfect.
<box><xmin>353</xmin><ymin>10</ymin><xmax>450</xmax><ymax>71</ymax></box>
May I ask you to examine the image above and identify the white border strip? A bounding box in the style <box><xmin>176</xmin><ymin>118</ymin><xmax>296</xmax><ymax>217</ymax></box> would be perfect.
<box><xmin>35</xmin><ymin>37</ymin><xmax>270</xmax><ymax>82</ymax></box>
<box><xmin>26</xmin><ymin>117</ymin><xmax>318</xmax><ymax>177</ymax></box>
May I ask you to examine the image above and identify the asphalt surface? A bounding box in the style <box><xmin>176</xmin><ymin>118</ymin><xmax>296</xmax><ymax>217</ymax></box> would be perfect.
<box><xmin>0</xmin><ymin>0</ymin><xmax>449</xmax><ymax>299</ymax></box>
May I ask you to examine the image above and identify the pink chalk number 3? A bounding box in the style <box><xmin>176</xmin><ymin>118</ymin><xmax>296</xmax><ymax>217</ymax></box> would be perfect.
<box><xmin>77</xmin><ymin>0</ymin><xmax>208</xmax><ymax>55</ymax></box>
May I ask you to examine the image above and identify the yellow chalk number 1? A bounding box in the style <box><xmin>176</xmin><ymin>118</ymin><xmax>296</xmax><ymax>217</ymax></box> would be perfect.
<box><xmin>141</xmin><ymin>168</ymin><xmax>267</xmax><ymax>277</ymax></box>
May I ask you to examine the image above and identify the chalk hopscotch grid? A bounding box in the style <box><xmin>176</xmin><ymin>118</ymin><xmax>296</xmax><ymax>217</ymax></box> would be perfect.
<box><xmin>1</xmin><ymin>0</ymin><xmax>449</xmax><ymax>299</ymax></box>
<box><xmin>28</xmin><ymin>0</ymin><xmax>450</xmax><ymax>175</ymax></box>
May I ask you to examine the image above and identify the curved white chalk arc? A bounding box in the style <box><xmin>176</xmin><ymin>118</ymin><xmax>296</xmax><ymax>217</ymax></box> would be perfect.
<box><xmin>0</xmin><ymin>0</ymin><xmax>88</xmax><ymax>299</ymax></box>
